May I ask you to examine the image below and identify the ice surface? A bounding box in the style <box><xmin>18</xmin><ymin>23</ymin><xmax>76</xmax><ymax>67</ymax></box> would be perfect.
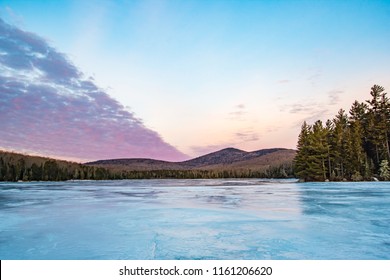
<box><xmin>0</xmin><ymin>179</ymin><xmax>389</xmax><ymax>259</ymax></box>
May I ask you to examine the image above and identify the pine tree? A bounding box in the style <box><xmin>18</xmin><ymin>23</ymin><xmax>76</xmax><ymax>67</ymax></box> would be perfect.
<box><xmin>325</xmin><ymin>119</ymin><xmax>336</xmax><ymax>180</ymax></box>
<box><xmin>294</xmin><ymin>121</ymin><xmax>311</xmax><ymax>181</ymax></box>
<box><xmin>379</xmin><ymin>160</ymin><xmax>390</xmax><ymax>180</ymax></box>
<box><xmin>306</xmin><ymin>120</ymin><xmax>329</xmax><ymax>181</ymax></box>
<box><xmin>31</xmin><ymin>163</ymin><xmax>42</xmax><ymax>181</ymax></box>
<box><xmin>348</xmin><ymin>101</ymin><xmax>367</xmax><ymax>179</ymax></box>
<box><xmin>366</xmin><ymin>85</ymin><xmax>389</xmax><ymax>167</ymax></box>
<box><xmin>332</xmin><ymin>109</ymin><xmax>349</xmax><ymax>179</ymax></box>
<box><xmin>295</xmin><ymin>85</ymin><xmax>389</xmax><ymax>181</ymax></box>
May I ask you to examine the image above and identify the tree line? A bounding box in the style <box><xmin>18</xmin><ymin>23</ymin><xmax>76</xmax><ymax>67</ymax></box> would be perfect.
<box><xmin>294</xmin><ymin>85</ymin><xmax>390</xmax><ymax>181</ymax></box>
<box><xmin>0</xmin><ymin>154</ymin><xmax>110</xmax><ymax>181</ymax></box>
<box><xmin>0</xmin><ymin>151</ymin><xmax>294</xmax><ymax>181</ymax></box>
<box><xmin>108</xmin><ymin>164</ymin><xmax>293</xmax><ymax>179</ymax></box>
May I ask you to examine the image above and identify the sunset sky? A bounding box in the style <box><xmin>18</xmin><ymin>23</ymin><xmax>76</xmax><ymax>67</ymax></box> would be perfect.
<box><xmin>1</xmin><ymin>0</ymin><xmax>390</xmax><ymax>162</ymax></box>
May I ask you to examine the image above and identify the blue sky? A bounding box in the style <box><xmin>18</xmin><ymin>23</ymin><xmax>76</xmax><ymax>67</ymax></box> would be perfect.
<box><xmin>1</xmin><ymin>0</ymin><xmax>390</xmax><ymax>159</ymax></box>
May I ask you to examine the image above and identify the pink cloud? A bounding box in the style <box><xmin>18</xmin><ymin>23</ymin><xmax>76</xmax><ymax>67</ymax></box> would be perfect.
<box><xmin>0</xmin><ymin>18</ymin><xmax>188</xmax><ymax>162</ymax></box>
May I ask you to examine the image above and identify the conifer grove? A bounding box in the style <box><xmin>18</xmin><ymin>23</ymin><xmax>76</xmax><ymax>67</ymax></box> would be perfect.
<box><xmin>294</xmin><ymin>85</ymin><xmax>390</xmax><ymax>181</ymax></box>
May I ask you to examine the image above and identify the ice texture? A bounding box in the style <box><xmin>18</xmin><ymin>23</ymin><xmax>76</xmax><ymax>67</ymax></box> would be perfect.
<box><xmin>0</xmin><ymin>179</ymin><xmax>389</xmax><ymax>259</ymax></box>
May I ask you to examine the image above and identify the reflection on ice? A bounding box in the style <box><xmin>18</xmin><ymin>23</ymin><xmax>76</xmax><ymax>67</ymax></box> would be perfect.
<box><xmin>0</xmin><ymin>179</ymin><xmax>389</xmax><ymax>259</ymax></box>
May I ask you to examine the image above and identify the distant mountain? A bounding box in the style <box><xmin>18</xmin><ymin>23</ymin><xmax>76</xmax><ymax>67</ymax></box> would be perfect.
<box><xmin>181</xmin><ymin>147</ymin><xmax>249</xmax><ymax>167</ymax></box>
<box><xmin>182</xmin><ymin>147</ymin><xmax>292</xmax><ymax>168</ymax></box>
<box><xmin>0</xmin><ymin>147</ymin><xmax>296</xmax><ymax>181</ymax></box>
<box><xmin>190</xmin><ymin>149</ymin><xmax>296</xmax><ymax>172</ymax></box>
<box><xmin>86</xmin><ymin>147</ymin><xmax>296</xmax><ymax>173</ymax></box>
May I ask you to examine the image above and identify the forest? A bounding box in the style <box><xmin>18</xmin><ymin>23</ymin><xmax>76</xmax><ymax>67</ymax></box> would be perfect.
<box><xmin>0</xmin><ymin>151</ymin><xmax>109</xmax><ymax>181</ymax></box>
<box><xmin>294</xmin><ymin>85</ymin><xmax>390</xmax><ymax>181</ymax></box>
<box><xmin>0</xmin><ymin>150</ymin><xmax>293</xmax><ymax>181</ymax></box>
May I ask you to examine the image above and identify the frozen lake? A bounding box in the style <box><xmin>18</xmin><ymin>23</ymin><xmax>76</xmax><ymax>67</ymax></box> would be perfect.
<box><xmin>0</xmin><ymin>179</ymin><xmax>389</xmax><ymax>259</ymax></box>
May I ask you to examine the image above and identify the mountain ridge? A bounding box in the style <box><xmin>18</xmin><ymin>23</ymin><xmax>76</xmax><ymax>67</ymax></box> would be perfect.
<box><xmin>86</xmin><ymin>147</ymin><xmax>296</xmax><ymax>172</ymax></box>
<box><xmin>0</xmin><ymin>147</ymin><xmax>296</xmax><ymax>181</ymax></box>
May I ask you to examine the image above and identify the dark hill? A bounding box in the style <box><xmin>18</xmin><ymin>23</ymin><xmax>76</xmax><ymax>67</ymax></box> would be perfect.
<box><xmin>181</xmin><ymin>147</ymin><xmax>248</xmax><ymax>167</ymax></box>
<box><xmin>0</xmin><ymin>147</ymin><xmax>296</xmax><ymax>180</ymax></box>
<box><xmin>86</xmin><ymin>147</ymin><xmax>296</xmax><ymax>174</ymax></box>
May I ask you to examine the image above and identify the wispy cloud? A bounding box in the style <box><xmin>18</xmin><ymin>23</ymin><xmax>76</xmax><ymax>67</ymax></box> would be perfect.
<box><xmin>190</xmin><ymin>143</ymin><xmax>236</xmax><ymax>157</ymax></box>
<box><xmin>0</xmin><ymin>18</ymin><xmax>187</xmax><ymax>162</ymax></box>
<box><xmin>289</xmin><ymin>103</ymin><xmax>317</xmax><ymax>114</ymax></box>
<box><xmin>2</xmin><ymin>6</ymin><xmax>24</xmax><ymax>26</ymax></box>
<box><xmin>228</xmin><ymin>103</ymin><xmax>247</xmax><ymax>121</ymax></box>
<box><xmin>280</xmin><ymin>98</ymin><xmax>332</xmax><ymax>128</ymax></box>
<box><xmin>307</xmin><ymin>68</ymin><xmax>322</xmax><ymax>87</ymax></box>
<box><xmin>280</xmin><ymin>88</ymin><xmax>344</xmax><ymax>128</ymax></box>
<box><xmin>280</xmin><ymin>101</ymin><xmax>320</xmax><ymax>114</ymax></box>
<box><xmin>234</xmin><ymin>131</ymin><xmax>259</xmax><ymax>142</ymax></box>
<box><xmin>328</xmin><ymin>89</ymin><xmax>343</xmax><ymax>105</ymax></box>
<box><xmin>266</xmin><ymin>125</ymin><xmax>281</xmax><ymax>133</ymax></box>
<box><xmin>293</xmin><ymin>109</ymin><xmax>331</xmax><ymax>128</ymax></box>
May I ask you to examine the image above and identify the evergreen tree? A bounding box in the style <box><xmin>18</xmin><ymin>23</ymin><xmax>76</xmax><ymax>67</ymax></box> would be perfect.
<box><xmin>306</xmin><ymin>120</ymin><xmax>328</xmax><ymax>181</ymax></box>
<box><xmin>325</xmin><ymin>119</ymin><xmax>336</xmax><ymax>180</ymax></box>
<box><xmin>348</xmin><ymin>101</ymin><xmax>367</xmax><ymax>179</ymax></box>
<box><xmin>332</xmin><ymin>109</ymin><xmax>349</xmax><ymax>179</ymax></box>
<box><xmin>294</xmin><ymin>121</ymin><xmax>311</xmax><ymax>181</ymax></box>
<box><xmin>379</xmin><ymin>160</ymin><xmax>390</xmax><ymax>180</ymax></box>
<box><xmin>295</xmin><ymin>85</ymin><xmax>390</xmax><ymax>181</ymax></box>
<box><xmin>366</xmin><ymin>85</ymin><xmax>390</xmax><ymax>166</ymax></box>
<box><xmin>31</xmin><ymin>163</ymin><xmax>42</xmax><ymax>181</ymax></box>
<box><xmin>43</xmin><ymin>160</ymin><xmax>59</xmax><ymax>181</ymax></box>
